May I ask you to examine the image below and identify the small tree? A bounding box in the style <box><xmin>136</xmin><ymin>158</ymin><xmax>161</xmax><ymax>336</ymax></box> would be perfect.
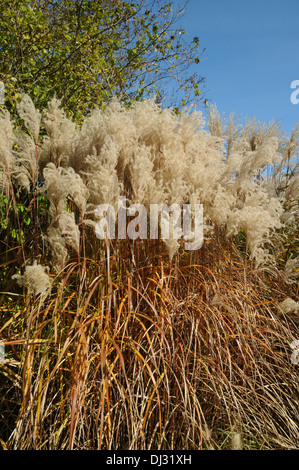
<box><xmin>0</xmin><ymin>0</ymin><xmax>205</xmax><ymax>120</ymax></box>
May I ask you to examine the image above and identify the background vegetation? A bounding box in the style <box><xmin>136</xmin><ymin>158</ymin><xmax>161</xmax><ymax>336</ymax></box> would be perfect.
<box><xmin>0</xmin><ymin>0</ymin><xmax>204</xmax><ymax>121</ymax></box>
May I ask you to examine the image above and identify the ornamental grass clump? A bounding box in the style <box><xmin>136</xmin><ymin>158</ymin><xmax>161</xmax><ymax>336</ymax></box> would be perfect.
<box><xmin>0</xmin><ymin>94</ymin><xmax>298</xmax><ymax>450</ymax></box>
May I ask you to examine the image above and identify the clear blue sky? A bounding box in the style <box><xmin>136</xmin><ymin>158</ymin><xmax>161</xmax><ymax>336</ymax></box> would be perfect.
<box><xmin>177</xmin><ymin>0</ymin><xmax>299</xmax><ymax>136</ymax></box>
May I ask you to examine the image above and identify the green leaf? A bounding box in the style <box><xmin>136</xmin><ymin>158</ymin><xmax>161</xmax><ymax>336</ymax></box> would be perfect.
<box><xmin>0</xmin><ymin>0</ymin><xmax>205</xmax><ymax>118</ymax></box>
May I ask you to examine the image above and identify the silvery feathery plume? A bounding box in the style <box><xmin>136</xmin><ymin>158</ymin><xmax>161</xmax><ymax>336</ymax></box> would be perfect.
<box><xmin>43</xmin><ymin>162</ymin><xmax>88</xmax><ymax>215</ymax></box>
<box><xmin>12</xmin><ymin>261</ymin><xmax>52</xmax><ymax>296</ymax></box>
<box><xmin>0</xmin><ymin>109</ymin><xmax>15</xmax><ymax>192</ymax></box>
<box><xmin>283</xmin><ymin>257</ymin><xmax>299</xmax><ymax>284</ymax></box>
<box><xmin>231</xmin><ymin>428</ymin><xmax>243</xmax><ymax>450</ymax></box>
<box><xmin>14</xmin><ymin>94</ymin><xmax>42</xmax><ymax>191</ymax></box>
<box><xmin>17</xmin><ymin>94</ymin><xmax>41</xmax><ymax>142</ymax></box>
<box><xmin>40</xmin><ymin>96</ymin><xmax>77</xmax><ymax>169</ymax></box>
<box><xmin>278</xmin><ymin>298</ymin><xmax>299</xmax><ymax>315</ymax></box>
<box><xmin>277</xmin><ymin>299</ymin><xmax>299</xmax><ymax>328</ymax></box>
<box><xmin>160</xmin><ymin>209</ymin><xmax>182</xmax><ymax>260</ymax></box>
<box><xmin>46</xmin><ymin>226</ymin><xmax>69</xmax><ymax>273</ymax></box>
<box><xmin>46</xmin><ymin>211</ymin><xmax>80</xmax><ymax>273</ymax></box>
<box><xmin>57</xmin><ymin>210</ymin><xmax>80</xmax><ymax>252</ymax></box>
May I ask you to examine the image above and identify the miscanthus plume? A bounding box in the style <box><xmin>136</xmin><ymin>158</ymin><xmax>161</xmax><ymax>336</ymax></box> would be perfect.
<box><xmin>12</xmin><ymin>261</ymin><xmax>52</xmax><ymax>296</ymax></box>
<box><xmin>2</xmin><ymin>94</ymin><xmax>298</xmax><ymax>270</ymax></box>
